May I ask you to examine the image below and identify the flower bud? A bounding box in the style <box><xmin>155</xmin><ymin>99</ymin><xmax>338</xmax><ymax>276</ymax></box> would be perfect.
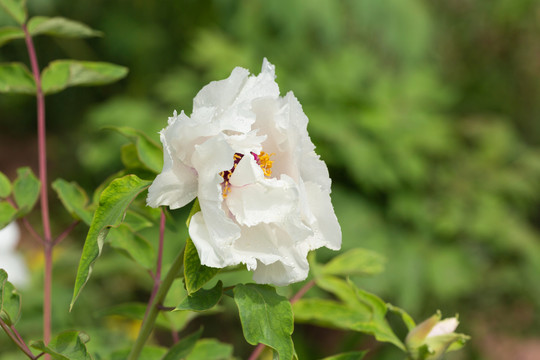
<box><xmin>406</xmin><ymin>311</ymin><xmax>470</xmax><ymax>360</ymax></box>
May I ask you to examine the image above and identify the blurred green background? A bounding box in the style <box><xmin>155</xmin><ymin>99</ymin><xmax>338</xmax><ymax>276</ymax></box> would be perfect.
<box><xmin>2</xmin><ymin>0</ymin><xmax>540</xmax><ymax>359</ymax></box>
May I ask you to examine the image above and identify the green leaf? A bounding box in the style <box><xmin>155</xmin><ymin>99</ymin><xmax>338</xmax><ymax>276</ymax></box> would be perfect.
<box><xmin>186</xmin><ymin>339</ymin><xmax>234</xmax><ymax>360</ymax></box>
<box><xmin>0</xmin><ymin>62</ymin><xmax>35</xmax><ymax>94</ymax></box>
<box><xmin>184</xmin><ymin>237</ymin><xmax>220</xmax><ymax>295</ymax></box>
<box><xmin>0</xmin><ymin>0</ymin><xmax>26</xmax><ymax>24</ymax></box>
<box><xmin>28</xmin><ymin>16</ymin><xmax>102</xmax><ymax>38</ymax></box>
<box><xmin>234</xmin><ymin>284</ymin><xmax>294</xmax><ymax>360</ymax></box>
<box><xmin>161</xmin><ymin>328</ymin><xmax>202</xmax><ymax>360</ymax></box>
<box><xmin>387</xmin><ymin>303</ymin><xmax>416</xmax><ymax>331</ymax></box>
<box><xmin>111</xmin><ymin>346</ymin><xmax>166</xmax><ymax>360</ymax></box>
<box><xmin>321</xmin><ymin>351</ymin><xmax>368</xmax><ymax>360</ymax></box>
<box><xmin>41</xmin><ymin>60</ymin><xmax>128</xmax><ymax>95</ymax></box>
<box><xmin>295</xmin><ymin>277</ymin><xmax>405</xmax><ymax>351</ymax></box>
<box><xmin>107</xmin><ymin>126</ymin><xmax>163</xmax><ymax>174</ymax></box>
<box><xmin>12</xmin><ymin>167</ymin><xmax>40</xmax><ymax>216</ymax></box>
<box><xmin>108</xmin><ymin>224</ymin><xmax>154</xmax><ymax>269</ymax></box>
<box><xmin>0</xmin><ymin>171</ymin><xmax>11</xmax><ymax>198</ymax></box>
<box><xmin>0</xmin><ymin>201</ymin><xmax>17</xmax><ymax>229</ymax></box>
<box><xmin>52</xmin><ymin>178</ymin><xmax>93</xmax><ymax>225</ymax></box>
<box><xmin>31</xmin><ymin>331</ymin><xmax>91</xmax><ymax>360</ymax></box>
<box><xmin>0</xmin><ymin>26</ymin><xmax>24</xmax><ymax>47</ymax></box>
<box><xmin>71</xmin><ymin>175</ymin><xmax>151</xmax><ymax>309</ymax></box>
<box><xmin>98</xmin><ymin>302</ymin><xmax>196</xmax><ymax>331</ymax></box>
<box><xmin>0</xmin><ymin>269</ymin><xmax>21</xmax><ymax>326</ymax></box>
<box><xmin>176</xmin><ymin>280</ymin><xmax>223</xmax><ymax>312</ymax></box>
<box><xmin>321</xmin><ymin>248</ymin><xmax>385</xmax><ymax>277</ymax></box>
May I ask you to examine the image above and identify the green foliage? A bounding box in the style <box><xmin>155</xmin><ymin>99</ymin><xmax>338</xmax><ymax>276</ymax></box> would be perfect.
<box><xmin>41</xmin><ymin>60</ymin><xmax>128</xmax><ymax>95</ymax></box>
<box><xmin>0</xmin><ymin>26</ymin><xmax>23</xmax><ymax>47</ymax></box>
<box><xmin>0</xmin><ymin>0</ymin><xmax>26</xmax><ymax>25</ymax></box>
<box><xmin>31</xmin><ymin>331</ymin><xmax>92</xmax><ymax>360</ymax></box>
<box><xmin>71</xmin><ymin>175</ymin><xmax>151</xmax><ymax>309</ymax></box>
<box><xmin>321</xmin><ymin>352</ymin><xmax>367</xmax><ymax>360</ymax></box>
<box><xmin>12</xmin><ymin>166</ymin><xmax>39</xmax><ymax>216</ymax></box>
<box><xmin>294</xmin><ymin>276</ymin><xmax>404</xmax><ymax>351</ymax></box>
<box><xmin>0</xmin><ymin>201</ymin><xmax>16</xmax><ymax>229</ymax></box>
<box><xmin>183</xmin><ymin>237</ymin><xmax>220</xmax><ymax>295</ymax></box>
<box><xmin>0</xmin><ymin>62</ymin><xmax>35</xmax><ymax>94</ymax></box>
<box><xmin>108</xmin><ymin>224</ymin><xmax>155</xmax><ymax>269</ymax></box>
<box><xmin>175</xmin><ymin>280</ymin><xmax>223</xmax><ymax>312</ymax></box>
<box><xmin>27</xmin><ymin>16</ymin><xmax>102</xmax><ymax>38</ymax></box>
<box><xmin>161</xmin><ymin>328</ymin><xmax>202</xmax><ymax>360</ymax></box>
<box><xmin>321</xmin><ymin>248</ymin><xmax>385</xmax><ymax>277</ymax></box>
<box><xmin>52</xmin><ymin>178</ymin><xmax>93</xmax><ymax>225</ymax></box>
<box><xmin>0</xmin><ymin>171</ymin><xmax>11</xmax><ymax>198</ymax></box>
<box><xmin>106</xmin><ymin>126</ymin><xmax>163</xmax><ymax>174</ymax></box>
<box><xmin>234</xmin><ymin>284</ymin><xmax>294</xmax><ymax>360</ymax></box>
<box><xmin>186</xmin><ymin>339</ymin><xmax>234</xmax><ymax>360</ymax></box>
<box><xmin>0</xmin><ymin>269</ymin><xmax>21</xmax><ymax>326</ymax></box>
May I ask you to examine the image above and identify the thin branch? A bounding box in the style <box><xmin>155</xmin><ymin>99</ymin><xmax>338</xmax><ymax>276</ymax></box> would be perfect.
<box><xmin>22</xmin><ymin>218</ymin><xmax>44</xmax><ymax>243</ymax></box>
<box><xmin>11</xmin><ymin>325</ymin><xmax>33</xmax><ymax>356</ymax></box>
<box><xmin>247</xmin><ymin>279</ymin><xmax>317</xmax><ymax>360</ymax></box>
<box><xmin>0</xmin><ymin>319</ymin><xmax>36</xmax><ymax>359</ymax></box>
<box><xmin>52</xmin><ymin>220</ymin><xmax>80</xmax><ymax>246</ymax></box>
<box><xmin>23</xmin><ymin>23</ymin><xmax>52</xmax><ymax>356</ymax></box>
<box><xmin>143</xmin><ymin>210</ymin><xmax>166</xmax><ymax>321</ymax></box>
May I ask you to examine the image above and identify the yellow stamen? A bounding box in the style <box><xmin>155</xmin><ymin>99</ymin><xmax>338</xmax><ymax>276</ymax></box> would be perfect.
<box><xmin>258</xmin><ymin>151</ymin><xmax>274</xmax><ymax>177</ymax></box>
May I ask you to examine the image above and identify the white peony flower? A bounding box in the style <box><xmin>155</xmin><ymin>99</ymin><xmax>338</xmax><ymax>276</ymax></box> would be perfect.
<box><xmin>0</xmin><ymin>221</ymin><xmax>30</xmax><ymax>288</ymax></box>
<box><xmin>147</xmin><ymin>59</ymin><xmax>341</xmax><ymax>285</ymax></box>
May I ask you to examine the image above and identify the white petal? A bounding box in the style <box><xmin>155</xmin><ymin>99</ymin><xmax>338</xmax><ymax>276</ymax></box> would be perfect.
<box><xmin>147</xmin><ymin>131</ymin><xmax>197</xmax><ymax>209</ymax></box>
<box><xmin>226</xmin><ymin>175</ymin><xmax>298</xmax><ymax>227</ymax></box>
<box><xmin>194</xmin><ymin>67</ymin><xmax>250</xmax><ymax>111</ymax></box>
<box><xmin>303</xmin><ymin>182</ymin><xmax>342</xmax><ymax>250</ymax></box>
<box><xmin>0</xmin><ymin>253</ymin><xmax>30</xmax><ymax>288</ymax></box>
<box><xmin>0</xmin><ymin>221</ymin><xmax>20</xmax><ymax>251</ymax></box>
<box><xmin>427</xmin><ymin>318</ymin><xmax>459</xmax><ymax>338</ymax></box>
<box><xmin>189</xmin><ymin>211</ymin><xmax>234</xmax><ymax>268</ymax></box>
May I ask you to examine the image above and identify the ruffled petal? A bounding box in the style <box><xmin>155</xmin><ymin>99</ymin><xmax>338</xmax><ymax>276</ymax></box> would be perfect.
<box><xmin>147</xmin><ymin>131</ymin><xmax>197</xmax><ymax>209</ymax></box>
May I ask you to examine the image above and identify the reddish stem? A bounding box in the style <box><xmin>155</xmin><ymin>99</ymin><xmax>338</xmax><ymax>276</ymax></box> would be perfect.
<box><xmin>247</xmin><ymin>279</ymin><xmax>316</xmax><ymax>360</ymax></box>
<box><xmin>0</xmin><ymin>319</ymin><xmax>35</xmax><ymax>359</ymax></box>
<box><xmin>53</xmin><ymin>220</ymin><xmax>80</xmax><ymax>246</ymax></box>
<box><xmin>23</xmin><ymin>24</ymin><xmax>52</xmax><ymax>354</ymax></box>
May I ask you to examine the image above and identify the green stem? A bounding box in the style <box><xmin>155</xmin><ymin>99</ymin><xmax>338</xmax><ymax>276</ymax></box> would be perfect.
<box><xmin>127</xmin><ymin>246</ymin><xmax>185</xmax><ymax>360</ymax></box>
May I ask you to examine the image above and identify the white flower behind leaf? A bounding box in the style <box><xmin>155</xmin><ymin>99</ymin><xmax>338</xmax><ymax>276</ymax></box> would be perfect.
<box><xmin>406</xmin><ymin>312</ymin><xmax>470</xmax><ymax>360</ymax></box>
<box><xmin>147</xmin><ymin>59</ymin><xmax>341</xmax><ymax>286</ymax></box>
<box><xmin>0</xmin><ymin>221</ymin><xmax>30</xmax><ymax>288</ymax></box>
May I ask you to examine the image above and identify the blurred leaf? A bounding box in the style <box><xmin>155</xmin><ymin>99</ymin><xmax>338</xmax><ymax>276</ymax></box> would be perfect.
<box><xmin>28</xmin><ymin>16</ymin><xmax>102</xmax><ymax>38</ymax></box>
<box><xmin>185</xmin><ymin>339</ymin><xmax>234</xmax><ymax>360</ymax></box>
<box><xmin>41</xmin><ymin>60</ymin><xmax>128</xmax><ymax>95</ymax></box>
<box><xmin>184</xmin><ymin>237</ymin><xmax>220</xmax><ymax>295</ymax></box>
<box><xmin>0</xmin><ymin>269</ymin><xmax>21</xmax><ymax>326</ymax></box>
<box><xmin>0</xmin><ymin>26</ymin><xmax>24</xmax><ymax>47</ymax></box>
<box><xmin>108</xmin><ymin>224</ymin><xmax>154</xmax><ymax>269</ymax></box>
<box><xmin>52</xmin><ymin>178</ymin><xmax>93</xmax><ymax>225</ymax></box>
<box><xmin>234</xmin><ymin>284</ymin><xmax>294</xmax><ymax>360</ymax></box>
<box><xmin>161</xmin><ymin>328</ymin><xmax>202</xmax><ymax>360</ymax></box>
<box><xmin>12</xmin><ymin>167</ymin><xmax>40</xmax><ymax>216</ymax></box>
<box><xmin>106</xmin><ymin>126</ymin><xmax>163</xmax><ymax>174</ymax></box>
<box><xmin>111</xmin><ymin>346</ymin><xmax>166</xmax><ymax>360</ymax></box>
<box><xmin>0</xmin><ymin>201</ymin><xmax>17</xmax><ymax>229</ymax></box>
<box><xmin>321</xmin><ymin>248</ymin><xmax>385</xmax><ymax>277</ymax></box>
<box><xmin>296</xmin><ymin>277</ymin><xmax>404</xmax><ymax>350</ymax></box>
<box><xmin>31</xmin><ymin>331</ymin><xmax>91</xmax><ymax>360</ymax></box>
<box><xmin>0</xmin><ymin>0</ymin><xmax>26</xmax><ymax>24</ymax></box>
<box><xmin>121</xmin><ymin>210</ymin><xmax>153</xmax><ymax>232</ymax></box>
<box><xmin>71</xmin><ymin>175</ymin><xmax>151</xmax><ymax>309</ymax></box>
<box><xmin>176</xmin><ymin>280</ymin><xmax>223</xmax><ymax>312</ymax></box>
<box><xmin>387</xmin><ymin>304</ymin><xmax>416</xmax><ymax>331</ymax></box>
<box><xmin>0</xmin><ymin>171</ymin><xmax>11</xmax><ymax>198</ymax></box>
<box><xmin>97</xmin><ymin>302</ymin><xmax>193</xmax><ymax>331</ymax></box>
<box><xmin>0</xmin><ymin>62</ymin><xmax>35</xmax><ymax>94</ymax></box>
<box><xmin>321</xmin><ymin>351</ymin><xmax>367</xmax><ymax>360</ymax></box>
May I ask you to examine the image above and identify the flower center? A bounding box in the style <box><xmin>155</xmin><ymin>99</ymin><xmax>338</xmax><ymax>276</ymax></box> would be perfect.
<box><xmin>219</xmin><ymin>151</ymin><xmax>274</xmax><ymax>197</ymax></box>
